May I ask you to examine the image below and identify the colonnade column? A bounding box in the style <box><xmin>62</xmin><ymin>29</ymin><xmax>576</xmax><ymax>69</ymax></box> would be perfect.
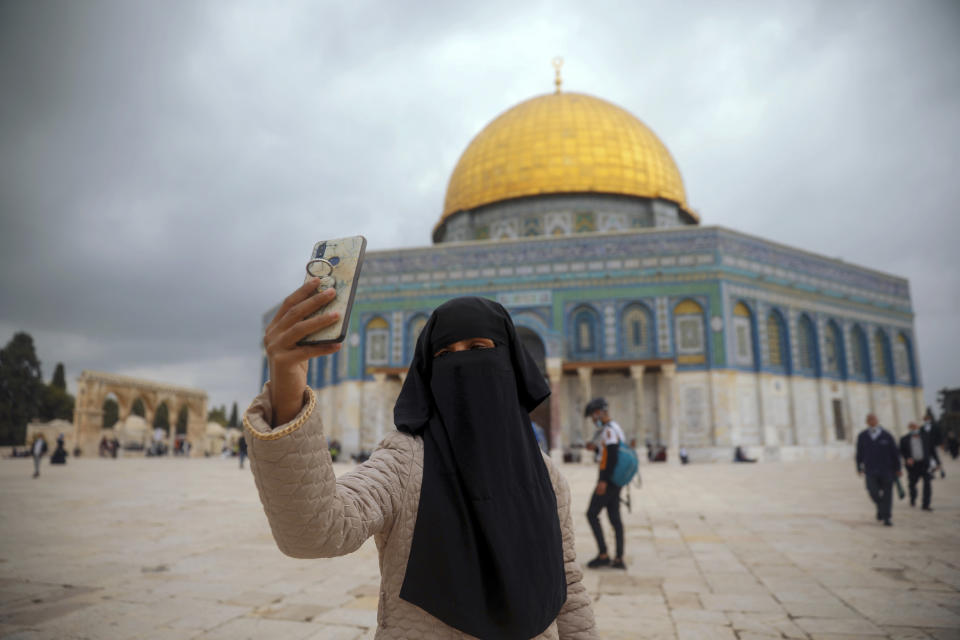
<box><xmin>577</xmin><ymin>366</ymin><xmax>593</xmax><ymax>443</ymax></box>
<box><xmin>546</xmin><ymin>357</ymin><xmax>565</xmax><ymax>459</ymax></box>
<box><xmin>369</xmin><ymin>372</ymin><xmax>387</xmax><ymax>450</ymax></box>
<box><xmin>629</xmin><ymin>365</ymin><xmax>646</xmax><ymax>446</ymax></box>
<box><xmin>168</xmin><ymin>407</ymin><xmax>178</xmax><ymax>454</ymax></box>
<box><xmin>662</xmin><ymin>363</ymin><xmax>680</xmax><ymax>466</ymax></box>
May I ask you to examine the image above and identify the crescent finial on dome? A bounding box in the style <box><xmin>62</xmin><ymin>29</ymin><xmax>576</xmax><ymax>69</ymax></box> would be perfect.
<box><xmin>552</xmin><ymin>56</ymin><xmax>564</xmax><ymax>94</ymax></box>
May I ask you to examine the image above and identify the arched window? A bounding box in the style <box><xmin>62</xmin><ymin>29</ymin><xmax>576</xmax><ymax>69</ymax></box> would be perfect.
<box><xmin>850</xmin><ymin>325</ymin><xmax>870</xmax><ymax>380</ymax></box>
<box><xmin>796</xmin><ymin>314</ymin><xmax>818</xmax><ymax>374</ymax></box>
<box><xmin>874</xmin><ymin>329</ymin><xmax>893</xmax><ymax>383</ymax></box>
<box><xmin>766</xmin><ymin>310</ymin><xmax>788</xmax><ymax>371</ymax></box>
<box><xmin>732</xmin><ymin>302</ymin><xmax>756</xmax><ymax>368</ymax></box>
<box><xmin>407</xmin><ymin>314</ymin><xmax>428</xmax><ymax>361</ymax></box>
<box><xmin>823</xmin><ymin>320</ymin><xmax>845</xmax><ymax>377</ymax></box>
<box><xmin>621</xmin><ymin>304</ymin><xmax>652</xmax><ymax>356</ymax></box>
<box><xmin>674</xmin><ymin>299</ymin><xmax>705</xmax><ymax>364</ymax></box>
<box><xmin>893</xmin><ymin>333</ymin><xmax>914</xmax><ymax>384</ymax></box>
<box><xmin>572</xmin><ymin>307</ymin><xmax>599</xmax><ymax>355</ymax></box>
<box><xmin>365</xmin><ymin>316</ymin><xmax>390</xmax><ymax>366</ymax></box>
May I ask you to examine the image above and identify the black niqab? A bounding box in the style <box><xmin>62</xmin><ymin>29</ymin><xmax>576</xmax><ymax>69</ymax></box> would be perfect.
<box><xmin>395</xmin><ymin>297</ymin><xmax>566</xmax><ymax>640</ymax></box>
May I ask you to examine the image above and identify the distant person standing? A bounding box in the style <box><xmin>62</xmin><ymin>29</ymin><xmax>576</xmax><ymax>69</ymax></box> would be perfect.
<box><xmin>237</xmin><ymin>432</ymin><xmax>248</xmax><ymax>469</ymax></box>
<box><xmin>584</xmin><ymin>397</ymin><xmax>626</xmax><ymax>570</ymax></box>
<box><xmin>947</xmin><ymin>430</ymin><xmax>959</xmax><ymax>460</ymax></box>
<box><xmin>922</xmin><ymin>408</ymin><xmax>943</xmax><ymax>452</ymax></box>
<box><xmin>899</xmin><ymin>421</ymin><xmax>941</xmax><ymax>511</ymax></box>
<box><xmin>856</xmin><ymin>414</ymin><xmax>901</xmax><ymax>526</ymax></box>
<box><xmin>50</xmin><ymin>434</ymin><xmax>68</xmax><ymax>464</ymax></box>
<box><xmin>31</xmin><ymin>434</ymin><xmax>48</xmax><ymax>478</ymax></box>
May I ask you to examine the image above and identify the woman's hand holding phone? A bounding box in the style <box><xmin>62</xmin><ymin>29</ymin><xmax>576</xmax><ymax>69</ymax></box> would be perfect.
<box><xmin>263</xmin><ymin>278</ymin><xmax>342</xmax><ymax>426</ymax></box>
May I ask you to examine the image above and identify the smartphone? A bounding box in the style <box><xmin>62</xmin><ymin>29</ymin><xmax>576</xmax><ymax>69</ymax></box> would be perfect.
<box><xmin>297</xmin><ymin>235</ymin><xmax>367</xmax><ymax>345</ymax></box>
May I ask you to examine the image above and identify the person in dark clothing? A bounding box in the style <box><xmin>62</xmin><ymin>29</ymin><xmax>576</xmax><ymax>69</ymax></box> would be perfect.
<box><xmin>947</xmin><ymin>430</ymin><xmax>960</xmax><ymax>460</ymax></box>
<box><xmin>237</xmin><ymin>432</ymin><xmax>248</xmax><ymax>469</ymax></box>
<box><xmin>856</xmin><ymin>414</ymin><xmax>901</xmax><ymax>526</ymax></box>
<box><xmin>584</xmin><ymin>397</ymin><xmax>626</xmax><ymax>570</ymax></box>
<box><xmin>50</xmin><ymin>434</ymin><xmax>68</xmax><ymax>465</ymax></box>
<box><xmin>922</xmin><ymin>408</ymin><xmax>943</xmax><ymax>452</ymax></box>
<box><xmin>899</xmin><ymin>421</ymin><xmax>941</xmax><ymax>510</ymax></box>
<box><xmin>733</xmin><ymin>445</ymin><xmax>757</xmax><ymax>463</ymax></box>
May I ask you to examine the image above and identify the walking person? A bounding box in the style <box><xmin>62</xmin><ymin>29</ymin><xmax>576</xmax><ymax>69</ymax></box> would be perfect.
<box><xmin>899</xmin><ymin>421</ymin><xmax>941</xmax><ymax>511</ymax></box>
<box><xmin>856</xmin><ymin>414</ymin><xmax>902</xmax><ymax>526</ymax></box>
<box><xmin>921</xmin><ymin>407</ymin><xmax>943</xmax><ymax>452</ymax></box>
<box><xmin>31</xmin><ymin>434</ymin><xmax>48</xmax><ymax>478</ymax></box>
<box><xmin>583</xmin><ymin>397</ymin><xmax>626</xmax><ymax>570</ymax></box>
<box><xmin>245</xmin><ymin>288</ymin><xmax>597</xmax><ymax>639</ymax></box>
<box><xmin>237</xmin><ymin>430</ymin><xmax>247</xmax><ymax>469</ymax></box>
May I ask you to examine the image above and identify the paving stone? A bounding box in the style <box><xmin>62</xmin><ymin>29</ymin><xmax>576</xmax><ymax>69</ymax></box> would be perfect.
<box><xmin>794</xmin><ymin>615</ymin><xmax>885</xmax><ymax>635</ymax></box>
<box><xmin>669</xmin><ymin>608</ymin><xmax>728</xmax><ymax>624</ymax></box>
<box><xmin>725</xmin><ymin>611</ymin><xmax>807</xmax><ymax>639</ymax></box>
<box><xmin>700</xmin><ymin>593</ymin><xmax>784</xmax><ymax>613</ymax></box>
<box><xmin>674</xmin><ymin>621</ymin><xmax>737</xmax><ymax>639</ymax></box>
<box><xmin>884</xmin><ymin>627</ymin><xmax>936</xmax><ymax>639</ymax></box>
<box><xmin>191</xmin><ymin>616</ymin><xmax>322</xmax><ymax>640</ymax></box>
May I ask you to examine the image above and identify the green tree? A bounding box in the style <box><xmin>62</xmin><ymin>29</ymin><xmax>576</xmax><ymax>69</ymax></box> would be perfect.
<box><xmin>207</xmin><ymin>404</ymin><xmax>227</xmax><ymax>426</ymax></box>
<box><xmin>228</xmin><ymin>402</ymin><xmax>239</xmax><ymax>429</ymax></box>
<box><xmin>0</xmin><ymin>332</ymin><xmax>45</xmax><ymax>445</ymax></box>
<box><xmin>176</xmin><ymin>405</ymin><xmax>189</xmax><ymax>434</ymax></box>
<box><xmin>153</xmin><ymin>403</ymin><xmax>169</xmax><ymax>432</ymax></box>
<box><xmin>102</xmin><ymin>397</ymin><xmax>119</xmax><ymax>429</ymax></box>
<box><xmin>40</xmin><ymin>362</ymin><xmax>75</xmax><ymax>422</ymax></box>
<box><xmin>51</xmin><ymin>363</ymin><xmax>67</xmax><ymax>390</ymax></box>
<box><xmin>131</xmin><ymin>398</ymin><xmax>145</xmax><ymax>417</ymax></box>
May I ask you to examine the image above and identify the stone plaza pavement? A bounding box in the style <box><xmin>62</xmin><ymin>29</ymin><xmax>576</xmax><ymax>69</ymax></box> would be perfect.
<box><xmin>1</xmin><ymin>453</ymin><xmax>959</xmax><ymax>640</ymax></box>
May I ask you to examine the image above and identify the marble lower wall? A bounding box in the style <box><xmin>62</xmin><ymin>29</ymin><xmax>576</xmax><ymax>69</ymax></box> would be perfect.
<box><xmin>312</xmin><ymin>371</ymin><xmax>920</xmax><ymax>462</ymax></box>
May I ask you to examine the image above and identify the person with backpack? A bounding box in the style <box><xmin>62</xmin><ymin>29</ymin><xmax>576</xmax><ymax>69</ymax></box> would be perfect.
<box><xmin>584</xmin><ymin>397</ymin><xmax>627</xmax><ymax>570</ymax></box>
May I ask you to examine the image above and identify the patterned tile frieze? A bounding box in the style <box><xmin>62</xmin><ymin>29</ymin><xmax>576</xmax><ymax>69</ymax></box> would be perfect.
<box><xmin>757</xmin><ymin>300</ymin><xmax>770</xmax><ymax>366</ymax></box>
<box><xmin>603</xmin><ymin>303</ymin><xmax>617</xmax><ymax>356</ymax></box>
<box><xmin>725</xmin><ymin>284</ymin><xmax>914</xmax><ymax>333</ymax></box>
<box><xmin>717</xmin><ymin>231</ymin><xmax>908</xmax><ymax>301</ymax></box>
<box><xmin>391</xmin><ymin>311</ymin><xmax>403</xmax><ymax>365</ymax></box>
<box><xmin>358</xmin><ymin>227</ymin><xmax>910</xmax><ymax>309</ymax></box>
<box><xmin>788</xmin><ymin>309</ymin><xmax>799</xmax><ymax>369</ymax></box>
<box><xmin>655</xmin><ymin>297</ymin><xmax>671</xmax><ymax>355</ymax></box>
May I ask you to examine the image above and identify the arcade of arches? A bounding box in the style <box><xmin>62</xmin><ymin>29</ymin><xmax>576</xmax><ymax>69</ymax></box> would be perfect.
<box><xmin>73</xmin><ymin>370</ymin><xmax>208</xmax><ymax>456</ymax></box>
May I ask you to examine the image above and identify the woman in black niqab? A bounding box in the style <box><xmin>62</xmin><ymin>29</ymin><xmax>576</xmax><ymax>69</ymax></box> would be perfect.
<box><xmin>395</xmin><ymin>297</ymin><xmax>566</xmax><ymax>640</ymax></box>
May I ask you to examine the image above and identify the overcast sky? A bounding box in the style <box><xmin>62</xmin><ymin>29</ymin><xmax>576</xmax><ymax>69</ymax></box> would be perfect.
<box><xmin>1</xmin><ymin>0</ymin><xmax>957</xmax><ymax>417</ymax></box>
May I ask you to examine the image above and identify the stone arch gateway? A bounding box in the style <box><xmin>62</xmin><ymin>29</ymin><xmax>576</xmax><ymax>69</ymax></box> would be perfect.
<box><xmin>72</xmin><ymin>370</ymin><xmax>208</xmax><ymax>456</ymax></box>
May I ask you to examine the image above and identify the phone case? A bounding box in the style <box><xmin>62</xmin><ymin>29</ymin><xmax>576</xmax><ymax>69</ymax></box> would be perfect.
<box><xmin>297</xmin><ymin>235</ymin><xmax>367</xmax><ymax>345</ymax></box>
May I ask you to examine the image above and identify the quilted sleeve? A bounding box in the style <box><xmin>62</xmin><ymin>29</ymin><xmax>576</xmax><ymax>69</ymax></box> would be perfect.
<box><xmin>548</xmin><ymin>457</ymin><xmax>599</xmax><ymax>639</ymax></box>
<box><xmin>243</xmin><ymin>383</ymin><xmax>413</xmax><ymax>559</ymax></box>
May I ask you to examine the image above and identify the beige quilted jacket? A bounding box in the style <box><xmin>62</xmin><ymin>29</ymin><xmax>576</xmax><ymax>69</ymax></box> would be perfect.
<box><xmin>244</xmin><ymin>383</ymin><xmax>598</xmax><ymax>639</ymax></box>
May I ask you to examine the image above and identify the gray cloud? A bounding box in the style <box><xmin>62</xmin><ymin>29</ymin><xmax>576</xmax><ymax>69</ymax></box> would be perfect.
<box><xmin>1</xmin><ymin>0</ymin><xmax>957</xmax><ymax>413</ymax></box>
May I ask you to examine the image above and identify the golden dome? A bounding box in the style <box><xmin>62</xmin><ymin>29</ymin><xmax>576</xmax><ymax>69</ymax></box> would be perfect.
<box><xmin>440</xmin><ymin>91</ymin><xmax>692</xmax><ymax>225</ymax></box>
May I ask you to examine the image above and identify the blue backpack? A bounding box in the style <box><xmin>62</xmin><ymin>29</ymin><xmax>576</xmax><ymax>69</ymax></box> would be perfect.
<box><xmin>611</xmin><ymin>441</ymin><xmax>639</xmax><ymax>487</ymax></box>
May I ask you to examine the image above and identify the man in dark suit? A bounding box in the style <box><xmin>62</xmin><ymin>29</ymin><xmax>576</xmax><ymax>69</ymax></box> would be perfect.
<box><xmin>922</xmin><ymin>408</ymin><xmax>943</xmax><ymax>451</ymax></box>
<box><xmin>856</xmin><ymin>413</ymin><xmax>902</xmax><ymax>526</ymax></box>
<box><xmin>899</xmin><ymin>421</ymin><xmax>941</xmax><ymax>511</ymax></box>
